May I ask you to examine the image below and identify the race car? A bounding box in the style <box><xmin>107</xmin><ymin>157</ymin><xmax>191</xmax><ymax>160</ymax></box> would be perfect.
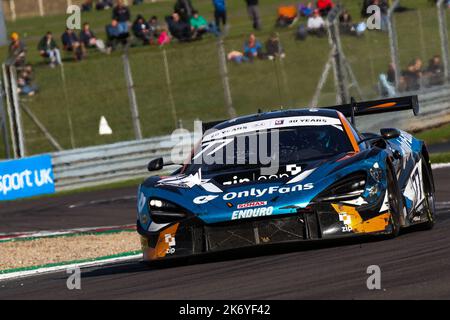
<box><xmin>136</xmin><ymin>95</ymin><xmax>436</xmax><ymax>261</ymax></box>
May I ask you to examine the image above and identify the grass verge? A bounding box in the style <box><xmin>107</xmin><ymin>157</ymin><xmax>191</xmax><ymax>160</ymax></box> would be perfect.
<box><xmin>430</xmin><ymin>152</ymin><xmax>450</xmax><ymax>164</ymax></box>
<box><xmin>416</xmin><ymin>123</ymin><xmax>450</xmax><ymax>145</ymax></box>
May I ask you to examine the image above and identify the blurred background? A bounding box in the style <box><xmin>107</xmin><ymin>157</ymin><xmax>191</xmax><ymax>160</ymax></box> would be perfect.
<box><xmin>0</xmin><ymin>0</ymin><xmax>449</xmax><ymax>159</ymax></box>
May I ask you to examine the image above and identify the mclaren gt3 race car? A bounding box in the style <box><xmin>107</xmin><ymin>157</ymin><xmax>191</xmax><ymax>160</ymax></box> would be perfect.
<box><xmin>137</xmin><ymin>95</ymin><xmax>436</xmax><ymax>262</ymax></box>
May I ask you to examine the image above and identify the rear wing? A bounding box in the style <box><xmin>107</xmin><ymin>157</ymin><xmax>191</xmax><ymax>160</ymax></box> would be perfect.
<box><xmin>325</xmin><ymin>95</ymin><xmax>419</xmax><ymax>119</ymax></box>
<box><xmin>202</xmin><ymin>95</ymin><xmax>419</xmax><ymax>133</ymax></box>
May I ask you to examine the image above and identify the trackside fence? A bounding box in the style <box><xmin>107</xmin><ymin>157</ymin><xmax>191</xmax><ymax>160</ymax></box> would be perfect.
<box><xmin>49</xmin><ymin>90</ymin><xmax>450</xmax><ymax>191</ymax></box>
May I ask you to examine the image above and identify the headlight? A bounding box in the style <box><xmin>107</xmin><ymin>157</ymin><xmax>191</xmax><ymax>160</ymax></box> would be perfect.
<box><xmin>317</xmin><ymin>172</ymin><xmax>366</xmax><ymax>202</ymax></box>
<box><xmin>148</xmin><ymin>198</ymin><xmax>187</xmax><ymax>223</ymax></box>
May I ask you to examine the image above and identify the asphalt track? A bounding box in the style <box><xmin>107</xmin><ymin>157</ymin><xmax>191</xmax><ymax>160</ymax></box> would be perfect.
<box><xmin>0</xmin><ymin>168</ymin><xmax>449</xmax><ymax>299</ymax></box>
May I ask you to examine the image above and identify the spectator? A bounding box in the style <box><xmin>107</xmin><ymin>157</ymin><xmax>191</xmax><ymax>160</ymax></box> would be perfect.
<box><xmin>307</xmin><ymin>9</ymin><xmax>326</xmax><ymax>37</ymax></box>
<box><xmin>401</xmin><ymin>59</ymin><xmax>422</xmax><ymax>92</ymax></box>
<box><xmin>373</xmin><ymin>0</ymin><xmax>389</xmax><ymax>31</ymax></box>
<box><xmin>174</xmin><ymin>0</ymin><xmax>195</xmax><ymax>22</ymax></box>
<box><xmin>361</xmin><ymin>0</ymin><xmax>372</xmax><ymax>18</ymax></box>
<box><xmin>81</xmin><ymin>0</ymin><xmax>93</xmax><ymax>12</ymax></box>
<box><xmin>38</xmin><ymin>32</ymin><xmax>62</xmax><ymax>67</ymax></box>
<box><xmin>317</xmin><ymin>0</ymin><xmax>334</xmax><ymax>17</ymax></box>
<box><xmin>133</xmin><ymin>0</ymin><xmax>144</xmax><ymax>4</ymax></box>
<box><xmin>212</xmin><ymin>0</ymin><xmax>227</xmax><ymax>33</ymax></box>
<box><xmin>132</xmin><ymin>15</ymin><xmax>152</xmax><ymax>44</ymax></box>
<box><xmin>245</xmin><ymin>0</ymin><xmax>261</xmax><ymax>30</ymax></box>
<box><xmin>112</xmin><ymin>0</ymin><xmax>131</xmax><ymax>34</ymax></box>
<box><xmin>106</xmin><ymin>19</ymin><xmax>129</xmax><ymax>51</ymax></box>
<box><xmin>61</xmin><ymin>28</ymin><xmax>85</xmax><ymax>61</ymax></box>
<box><xmin>17</xmin><ymin>64</ymin><xmax>38</xmax><ymax>96</ymax></box>
<box><xmin>96</xmin><ymin>0</ymin><xmax>113</xmax><ymax>10</ymax></box>
<box><xmin>244</xmin><ymin>33</ymin><xmax>263</xmax><ymax>60</ymax></box>
<box><xmin>379</xmin><ymin>63</ymin><xmax>396</xmax><ymax>97</ymax></box>
<box><xmin>339</xmin><ymin>10</ymin><xmax>353</xmax><ymax>33</ymax></box>
<box><xmin>190</xmin><ymin>10</ymin><xmax>209</xmax><ymax>39</ymax></box>
<box><xmin>158</xmin><ymin>27</ymin><xmax>171</xmax><ymax>46</ymax></box>
<box><xmin>425</xmin><ymin>55</ymin><xmax>444</xmax><ymax>86</ymax></box>
<box><xmin>299</xmin><ymin>2</ymin><xmax>314</xmax><ymax>17</ymax></box>
<box><xmin>149</xmin><ymin>16</ymin><xmax>163</xmax><ymax>39</ymax></box>
<box><xmin>80</xmin><ymin>23</ymin><xmax>106</xmax><ymax>52</ymax></box>
<box><xmin>276</xmin><ymin>5</ymin><xmax>298</xmax><ymax>28</ymax></box>
<box><xmin>266</xmin><ymin>33</ymin><xmax>285</xmax><ymax>60</ymax></box>
<box><xmin>7</xmin><ymin>32</ymin><xmax>26</xmax><ymax>69</ymax></box>
<box><xmin>166</xmin><ymin>12</ymin><xmax>192</xmax><ymax>41</ymax></box>
<box><xmin>228</xmin><ymin>33</ymin><xmax>263</xmax><ymax>63</ymax></box>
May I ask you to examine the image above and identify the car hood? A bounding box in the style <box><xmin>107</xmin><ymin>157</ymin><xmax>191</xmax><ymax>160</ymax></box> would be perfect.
<box><xmin>139</xmin><ymin>150</ymin><xmax>383</xmax><ymax>224</ymax></box>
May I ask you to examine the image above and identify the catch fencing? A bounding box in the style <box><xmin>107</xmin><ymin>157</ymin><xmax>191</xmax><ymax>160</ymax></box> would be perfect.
<box><xmin>1</xmin><ymin>1</ymin><xmax>450</xmax><ymax>160</ymax></box>
<box><xmin>50</xmin><ymin>88</ymin><xmax>450</xmax><ymax>191</ymax></box>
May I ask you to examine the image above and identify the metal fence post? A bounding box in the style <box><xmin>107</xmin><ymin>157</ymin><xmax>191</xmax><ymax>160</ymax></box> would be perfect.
<box><xmin>2</xmin><ymin>64</ymin><xmax>25</xmax><ymax>158</ymax></box>
<box><xmin>122</xmin><ymin>51</ymin><xmax>143</xmax><ymax>140</ymax></box>
<box><xmin>161</xmin><ymin>48</ymin><xmax>178</xmax><ymax>129</ymax></box>
<box><xmin>327</xmin><ymin>6</ymin><xmax>349</xmax><ymax>104</ymax></box>
<box><xmin>387</xmin><ymin>0</ymin><xmax>401</xmax><ymax>90</ymax></box>
<box><xmin>59</xmin><ymin>64</ymin><xmax>76</xmax><ymax>149</ymax></box>
<box><xmin>437</xmin><ymin>0</ymin><xmax>450</xmax><ymax>83</ymax></box>
<box><xmin>0</xmin><ymin>80</ymin><xmax>11</xmax><ymax>158</ymax></box>
<box><xmin>217</xmin><ymin>38</ymin><xmax>237</xmax><ymax>118</ymax></box>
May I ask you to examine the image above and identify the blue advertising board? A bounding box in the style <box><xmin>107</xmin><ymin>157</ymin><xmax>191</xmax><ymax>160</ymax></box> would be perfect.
<box><xmin>0</xmin><ymin>155</ymin><xmax>55</xmax><ymax>201</ymax></box>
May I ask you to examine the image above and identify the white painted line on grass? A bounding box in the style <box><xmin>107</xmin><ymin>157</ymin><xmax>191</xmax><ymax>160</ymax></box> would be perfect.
<box><xmin>432</xmin><ymin>163</ymin><xmax>450</xmax><ymax>169</ymax></box>
<box><xmin>0</xmin><ymin>224</ymin><xmax>135</xmax><ymax>241</ymax></box>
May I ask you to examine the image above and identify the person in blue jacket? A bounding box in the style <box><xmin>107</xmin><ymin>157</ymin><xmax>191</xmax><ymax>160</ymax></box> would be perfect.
<box><xmin>212</xmin><ymin>0</ymin><xmax>227</xmax><ymax>32</ymax></box>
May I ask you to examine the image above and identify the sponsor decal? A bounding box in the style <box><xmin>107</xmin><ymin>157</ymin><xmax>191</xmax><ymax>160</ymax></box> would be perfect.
<box><xmin>202</xmin><ymin>116</ymin><xmax>343</xmax><ymax>142</ymax></box>
<box><xmin>403</xmin><ymin>159</ymin><xmax>424</xmax><ymax>210</ymax></box>
<box><xmin>158</xmin><ymin>169</ymin><xmax>222</xmax><ymax>193</ymax></box>
<box><xmin>222</xmin><ymin>165</ymin><xmax>302</xmax><ymax>186</ymax></box>
<box><xmin>164</xmin><ymin>234</ymin><xmax>176</xmax><ymax>255</ymax></box>
<box><xmin>223</xmin><ymin>183</ymin><xmax>314</xmax><ymax>201</ymax></box>
<box><xmin>193</xmin><ymin>183</ymin><xmax>314</xmax><ymax>204</ymax></box>
<box><xmin>232</xmin><ymin>206</ymin><xmax>274</xmax><ymax>220</ymax></box>
<box><xmin>0</xmin><ymin>155</ymin><xmax>55</xmax><ymax>201</ymax></box>
<box><xmin>138</xmin><ymin>192</ymin><xmax>146</xmax><ymax>212</ymax></box>
<box><xmin>338</xmin><ymin>212</ymin><xmax>353</xmax><ymax>233</ymax></box>
<box><xmin>193</xmin><ymin>195</ymin><xmax>219</xmax><ymax>204</ymax></box>
<box><xmin>286</xmin><ymin>164</ymin><xmax>301</xmax><ymax>175</ymax></box>
<box><xmin>237</xmin><ymin>201</ymin><xmax>267</xmax><ymax>209</ymax></box>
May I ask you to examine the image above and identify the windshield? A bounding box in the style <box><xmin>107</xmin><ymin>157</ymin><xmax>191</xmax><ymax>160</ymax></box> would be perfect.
<box><xmin>185</xmin><ymin>120</ymin><xmax>354</xmax><ymax>175</ymax></box>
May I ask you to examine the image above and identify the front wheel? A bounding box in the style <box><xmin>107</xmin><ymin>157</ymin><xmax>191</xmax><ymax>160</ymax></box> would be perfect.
<box><xmin>420</xmin><ymin>155</ymin><xmax>436</xmax><ymax>230</ymax></box>
<box><xmin>386</xmin><ymin>163</ymin><xmax>403</xmax><ymax>237</ymax></box>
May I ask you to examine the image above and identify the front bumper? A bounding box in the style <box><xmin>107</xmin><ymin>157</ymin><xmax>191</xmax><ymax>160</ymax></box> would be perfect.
<box><xmin>137</xmin><ymin>198</ymin><xmax>392</xmax><ymax>261</ymax></box>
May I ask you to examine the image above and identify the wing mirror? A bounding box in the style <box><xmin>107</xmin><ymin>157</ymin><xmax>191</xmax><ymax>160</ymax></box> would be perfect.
<box><xmin>380</xmin><ymin>128</ymin><xmax>401</xmax><ymax>140</ymax></box>
<box><xmin>147</xmin><ymin>157</ymin><xmax>164</xmax><ymax>172</ymax></box>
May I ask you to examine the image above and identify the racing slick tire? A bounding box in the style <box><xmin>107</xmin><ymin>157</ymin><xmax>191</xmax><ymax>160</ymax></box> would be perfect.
<box><xmin>419</xmin><ymin>154</ymin><xmax>436</xmax><ymax>230</ymax></box>
<box><xmin>386</xmin><ymin>161</ymin><xmax>403</xmax><ymax>238</ymax></box>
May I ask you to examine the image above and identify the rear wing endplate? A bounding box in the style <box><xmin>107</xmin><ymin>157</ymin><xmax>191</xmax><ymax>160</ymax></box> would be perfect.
<box><xmin>325</xmin><ymin>95</ymin><xmax>419</xmax><ymax>118</ymax></box>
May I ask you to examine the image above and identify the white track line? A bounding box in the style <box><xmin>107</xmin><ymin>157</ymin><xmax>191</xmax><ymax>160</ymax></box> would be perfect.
<box><xmin>0</xmin><ymin>224</ymin><xmax>135</xmax><ymax>241</ymax></box>
<box><xmin>0</xmin><ymin>254</ymin><xmax>142</xmax><ymax>281</ymax></box>
<box><xmin>432</xmin><ymin>163</ymin><xmax>450</xmax><ymax>169</ymax></box>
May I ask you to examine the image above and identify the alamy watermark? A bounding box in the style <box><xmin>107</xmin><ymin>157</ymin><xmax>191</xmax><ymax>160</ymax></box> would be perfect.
<box><xmin>366</xmin><ymin>265</ymin><xmax>381</xmax><ymax>290</ymax></box>
<box><xmin>66</xmin><ymin>266</ymin><xmax>81</xmax><ymax>290</ymax></box>
<box><xmin>66</xmin><ymin>5</ymin><xmax>81</xmax><ymax>30</ymax></box>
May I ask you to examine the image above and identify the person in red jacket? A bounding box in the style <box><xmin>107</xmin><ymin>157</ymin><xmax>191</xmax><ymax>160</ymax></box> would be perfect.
<box><xmin>317</xmin><ymin>0</ymin><xmax>334</xmax><ymax>17</ymax></box>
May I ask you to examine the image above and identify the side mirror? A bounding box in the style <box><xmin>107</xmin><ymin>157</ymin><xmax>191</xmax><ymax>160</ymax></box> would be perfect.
<box><xmin>148</xmin><ymin>157</ymin><xmax>164</xmax><ymax>172</ymax></box>
<box><xmin>380</xmin><ymin>128</ymin><xmax>401</xmax><ymax>140</ymax></box>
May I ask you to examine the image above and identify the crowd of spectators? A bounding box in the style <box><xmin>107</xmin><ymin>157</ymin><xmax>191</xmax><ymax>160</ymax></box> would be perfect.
<box><xmin>380</xmin><ymin>56</ymin><xmax>445</xmax><ymax>96</ymax></box>
<box><xmin>7</xmin><ymin>33</ymin><xmax>39</xmax><ymax>96</ymax></box>
<box><xmin>5</xmin><ymin>0</ymin><xmax>449</xmax><ymax>99</ymax></box>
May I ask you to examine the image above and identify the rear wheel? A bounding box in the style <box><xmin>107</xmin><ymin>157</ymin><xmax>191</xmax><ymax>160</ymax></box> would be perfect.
<box><xmin>386</xmin><ymin>163</ymin><xmax>403</xmax><ymax>237</ymax></box>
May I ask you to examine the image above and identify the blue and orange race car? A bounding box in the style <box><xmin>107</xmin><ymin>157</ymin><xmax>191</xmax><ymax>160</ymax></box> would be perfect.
<box><xmin>136</xmin><ymin>95</ymin><xmax>436</xmax><ymax>262</ymax></box>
